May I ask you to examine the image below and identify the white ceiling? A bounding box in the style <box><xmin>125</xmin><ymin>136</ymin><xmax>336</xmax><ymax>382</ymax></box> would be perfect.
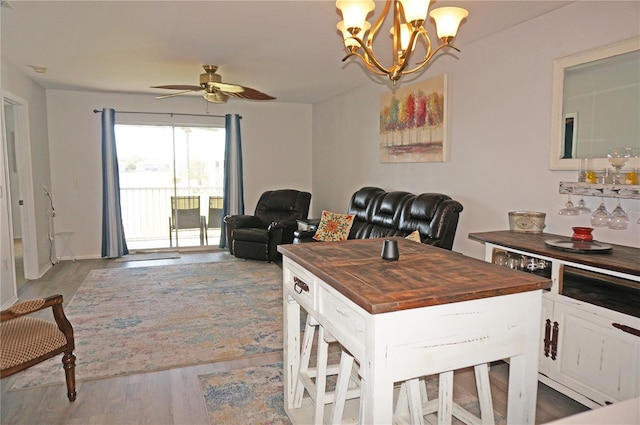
<box><xmin>1</xmin><ymin>1</ymin><xmax>572</xmax><ymax>104</ymax></box>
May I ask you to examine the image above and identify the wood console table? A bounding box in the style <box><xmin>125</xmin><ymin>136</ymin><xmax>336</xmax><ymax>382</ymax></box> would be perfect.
<box><xmin>469</xmin><ymin>231</ymin><xmax>640</xmax><ymax>408</ymax></box>
<box><xmin>278</xmin><ymin>238</ymin><xmax>551</xmax><ymax>424</ymax></box>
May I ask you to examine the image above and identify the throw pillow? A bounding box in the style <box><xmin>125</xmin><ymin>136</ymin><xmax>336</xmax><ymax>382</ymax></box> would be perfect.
<box><xmin>313</xmin><ymin>210</ymin><xmax>355</xmax><ymax>242</ymax></box>
<box><xmin>405</xmin><ymin>230</ymin><xmax>421</xmax><ymax>243</ymax></box>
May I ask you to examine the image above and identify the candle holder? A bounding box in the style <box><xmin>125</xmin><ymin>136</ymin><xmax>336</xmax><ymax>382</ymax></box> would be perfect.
<box><xmin>381</xmin><ymin>239</ymin><xmax>399</xmax><ymax>261</ymax></box>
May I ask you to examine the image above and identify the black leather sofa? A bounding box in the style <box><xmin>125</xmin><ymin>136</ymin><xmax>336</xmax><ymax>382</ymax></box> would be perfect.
<box><xmin>293</xmin><ymin>186</ymin><xmax>463</xmax><ymax>250</ymax></box>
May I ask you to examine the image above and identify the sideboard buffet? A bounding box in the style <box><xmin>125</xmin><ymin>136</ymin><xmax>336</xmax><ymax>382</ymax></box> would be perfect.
<box><xmin>469</xmin><ymin>231</ymin><xmax>639</xmax><ymax>409</ymax></box>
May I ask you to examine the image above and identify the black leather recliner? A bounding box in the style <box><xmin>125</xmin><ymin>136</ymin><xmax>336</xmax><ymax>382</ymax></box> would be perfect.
<box><xmin>224</xmin><ymin>189</ymin><xmax>312</xmax><ymax>261</ymax></box>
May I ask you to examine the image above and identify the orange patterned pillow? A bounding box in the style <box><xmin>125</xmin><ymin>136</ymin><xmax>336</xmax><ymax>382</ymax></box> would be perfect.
<box><xmin>313</xmin><ymin>210</ymin><xmax>355</xmax><ymax>242</ymax></box>
<box><xmin>405</xmin><ymin>230</ymin><xmax>421</xmax><ymax>243</ymax></box>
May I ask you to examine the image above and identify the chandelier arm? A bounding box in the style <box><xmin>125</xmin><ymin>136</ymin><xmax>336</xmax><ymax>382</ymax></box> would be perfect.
<box><xmin>404</xmin><ymin>43</ymin><xmax>461</xmax><ymax>75</ymax></box>
<box><xmin>367</xmin><ymin>0</ymin><xmax>393</xmax><ymax>43</ymax></box>
<box><xmin>393</xmin><ymin>26</ymin><xmax>426</xmax><ymax>76</ymax></box>
<box><xmin>342</xmin><ymin>36</ymin><xmax>392</xmax><ymax>76</ymax></box>
<box><xmin>341</xmin><ymin>51</ymin><xmax>389</xmax><ymax>76</ymax></box>
<box><xmin>392</xmin><ymin>1</ymin><xmax>403</xmax><ymax>70</ymax></box>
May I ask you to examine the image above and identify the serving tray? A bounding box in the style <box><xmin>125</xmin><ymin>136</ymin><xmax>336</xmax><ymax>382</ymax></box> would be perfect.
<box><xmin>544</xmin><ymin>239</ymin><xmax>613</xmax><ymax>253</ymax></box>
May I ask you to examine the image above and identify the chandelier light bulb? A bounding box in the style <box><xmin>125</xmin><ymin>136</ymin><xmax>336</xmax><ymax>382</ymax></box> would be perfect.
<box><xmin>338</xmin><ymin>21</ymin><xmax>370</xmax><ymax>49</ymax></box>
<box><xmin>399</xmin><ymin>0</ymin><xmax>431</xmax><ymax>25</ymax></box>
<box><xmin>429</xmin><ymin>7</ymin><xmax>468</xmax><ymax>42</ymax></box>
<box><xmin>390</xmin><ymin>24</ymin><xmax>412</xmax><ymax>52</ymax></box>
<box><xmin>336</xmin><ymin>0</ymin><xmax>375</xmax><ymax>33</ymax></box>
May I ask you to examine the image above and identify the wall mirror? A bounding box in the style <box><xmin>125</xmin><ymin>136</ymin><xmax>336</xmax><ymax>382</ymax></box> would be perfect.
<box><xmin>550</xmin><ymin>37</ymin><xmax>640</xmax><ymax>171</ymax></box>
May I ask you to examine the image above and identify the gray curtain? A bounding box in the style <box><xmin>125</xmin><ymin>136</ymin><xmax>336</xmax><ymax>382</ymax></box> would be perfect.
<box><xmin>101</xmin><ymin>108</ymin><xmax>128</xmax><ymax>257</ymax></box>
<box><xmin>220</xmin><ymin>114</ymin><xmax>244</xmax><ymax>248</ymax></box>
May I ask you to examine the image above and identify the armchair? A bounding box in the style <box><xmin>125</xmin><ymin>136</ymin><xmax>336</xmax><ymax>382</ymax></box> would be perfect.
<box><xmin>224</xmin><ymin>189</ymin><xmax>311</xmax><ymax>261</ymax></box>
<box><xmin>1</xmin><ymin>294</ymin><xmax>76</xmax><ymax>401</ymax></box>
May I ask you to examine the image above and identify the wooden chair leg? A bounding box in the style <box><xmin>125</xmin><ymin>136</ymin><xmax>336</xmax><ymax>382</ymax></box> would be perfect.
<box><xmin>62</xmin><ymin>351</ymin><xmax>77</xmax><ymax>401</ymax></box>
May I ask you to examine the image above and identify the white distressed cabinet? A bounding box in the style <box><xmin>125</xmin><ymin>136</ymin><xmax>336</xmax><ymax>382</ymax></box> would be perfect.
<box><xmin>470</xmin><ymin>231</ymin><xmax>640</xmax><ymax>409</ymax></box>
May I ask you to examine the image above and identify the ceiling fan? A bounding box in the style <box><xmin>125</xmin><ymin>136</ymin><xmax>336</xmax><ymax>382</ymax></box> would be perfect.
<box><xmin>151</xmin><ymin>65</ymin><xmax>275</xmax><ymax>103</ymax></box>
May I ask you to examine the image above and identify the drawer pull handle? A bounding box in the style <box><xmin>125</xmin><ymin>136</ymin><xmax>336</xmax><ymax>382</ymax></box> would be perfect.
<box><xmin>293</xmin><ymin>277</ymin><xmax>309</xmax><ymax>294</ymax></box>
<box><xmin>612</xmin><ymin>323</ymin><xmax>640</xmax><ymax>337</ymax></box>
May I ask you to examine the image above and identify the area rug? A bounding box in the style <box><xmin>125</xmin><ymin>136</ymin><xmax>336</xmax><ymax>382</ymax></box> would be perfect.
<box><xmin>114</xmin><ymin>251</ymin><xmax>180</xmax><ymax>262</ymax></box>
<box><xmin>199</xmin><ymin>362</ymin><xmax>291</xmax><ymax>425</ymax></box>
<box><xmin>198</xmin><ymin>363</ymin><xmax>506</xmax><ymax>425</ymax></box>
<box><xmin>10</xmin><ymin>260</ymin><xmax>283</xmax><ymax>390</ymax></box>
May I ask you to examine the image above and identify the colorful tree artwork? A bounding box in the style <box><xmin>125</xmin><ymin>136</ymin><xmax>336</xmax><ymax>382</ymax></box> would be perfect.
<box><xmin>380</xmin><ymin>74</ymin><xmax>447</xmax><ymax>163</ymax></box>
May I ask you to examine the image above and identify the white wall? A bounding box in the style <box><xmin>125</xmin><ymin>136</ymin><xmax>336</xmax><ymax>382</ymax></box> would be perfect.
<box><xmin>46</xmin><ymin>90</ymin><xmax>312</xmax><ymax>258</ymax></box>
<box><xmin>311</xmin><ymin>1</ymin><xmax>640</xmax><ymax>260</ymax></box>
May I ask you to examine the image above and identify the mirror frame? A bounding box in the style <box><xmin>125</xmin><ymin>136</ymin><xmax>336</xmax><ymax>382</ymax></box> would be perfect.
<box><xmin>550</xmin><ymin>37</ymin><xmax>640</xmax><ymax>170</ymax></box>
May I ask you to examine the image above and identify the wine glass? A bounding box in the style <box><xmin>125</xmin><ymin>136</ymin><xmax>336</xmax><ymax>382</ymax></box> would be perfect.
<box><xmin>558</xmin><ymin>194</ymin><xmax>578</xmax><ymax>216</ymax></box>
<box><xmin>608</xmin><ymin>199</ymin><xmax>629</xmax><ymax>230</ymax></box>
<box><xmin>590</xmin><ymin>198</ymin><xmax>610</xmax><ymax>227</ymax></box>
<box><xmin>607</xmin><ymin>147</ymin><xmax>630</xmax><ymax>184</ymax></box>
<box><xmin>575</xmin><ymin>196</ymin><xmax>591</xmax><ymax>214</ymax></box>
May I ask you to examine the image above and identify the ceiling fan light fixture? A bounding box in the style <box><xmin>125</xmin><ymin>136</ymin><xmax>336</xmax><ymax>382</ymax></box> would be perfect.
<box><xmin>204</xmin><ymin>92</ymin><xmax>229</xmax><ymax>103</ymax></box>
<box><xmin>152</xmin><ymin>65</ymin><xmax>275</xmax><ymax>102</ymax></box>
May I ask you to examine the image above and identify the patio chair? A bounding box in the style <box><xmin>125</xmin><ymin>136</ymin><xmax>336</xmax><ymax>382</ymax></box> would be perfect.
<box><xmin>205</xmin><ymin>196</ymin><xmax>224</xmax><ymax>245</ymax></box>
<box><xmin>1</xmin><ymin>294</ymin><xmax>76</xmax><ymax>402</ymax></box>
<box><xmin>169</xmin><ymin>196</ymin><xmax>205</xmax><ymax>247</ymax></box>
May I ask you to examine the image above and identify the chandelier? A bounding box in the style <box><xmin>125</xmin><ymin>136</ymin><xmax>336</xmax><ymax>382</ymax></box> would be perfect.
<box><xmin>336</xmin><ymin>0</ymin><xmax>468</xmax><ymax>84</ymax></box>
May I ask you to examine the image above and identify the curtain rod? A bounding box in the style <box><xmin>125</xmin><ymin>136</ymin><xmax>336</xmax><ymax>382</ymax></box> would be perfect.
<box><xmin>92</xmin><ymin>109</ymin><xmax>231</xmax><ymax>119</ymax></box>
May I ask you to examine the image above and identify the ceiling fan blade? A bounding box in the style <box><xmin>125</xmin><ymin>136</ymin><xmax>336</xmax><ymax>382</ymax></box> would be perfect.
<box><xmin>151</xmin><ymin>85</ymin><xmax>203</xmax><ymax>91</ymax></box>
<box><xmin>155</xmin><ymin>90</ymin><xmax>198</xmax><ymax>100</ymax></box>
<box><xmin>209</xmin><ymin>81</ymin><xmax>245</xmax><ymax>94</ymax></box>
<box><xmin>224</xmin><ymin>86</ymin><xmax>276</xmax><ymax>101</ymax></box>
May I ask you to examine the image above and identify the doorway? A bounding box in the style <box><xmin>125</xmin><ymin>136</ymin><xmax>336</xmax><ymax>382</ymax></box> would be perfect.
<box><xmin>2</xmin><ymin>95</ymin><xmax>39</xmax><ymax>287</ymax></box>
<box><xmin>3</xmin><ymin>102</ymin><xmax>25</xmax><ymax>287</ymax></box>
<box><xmin>115</xmin><ymin>124</ymin><xmax>225</xmax><ymax>250</ymax></box>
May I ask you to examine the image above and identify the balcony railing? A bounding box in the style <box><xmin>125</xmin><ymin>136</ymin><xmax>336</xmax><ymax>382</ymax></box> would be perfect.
<box><xmin>120</xmin><ymin>187</ymin><xmax>223</xmax><ymax>250</ymax></box>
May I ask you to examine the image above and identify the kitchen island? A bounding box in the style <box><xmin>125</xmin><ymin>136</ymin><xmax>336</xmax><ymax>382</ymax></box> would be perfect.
<box><xmin>279</xmin><ymin>238</ymin><xmax>551</xmax><ymax>424</ymax></box>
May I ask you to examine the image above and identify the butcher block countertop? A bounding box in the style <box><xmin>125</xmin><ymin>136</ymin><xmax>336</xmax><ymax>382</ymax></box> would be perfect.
<box><xmin>469</xmin><ymin>230</ymin><xmax>640</xmax><ymax>278</ymax></box>
<box><xmin>278</xmin><ymin>237</ymin><xmax>551</xmax><ymax>314</ymax></box>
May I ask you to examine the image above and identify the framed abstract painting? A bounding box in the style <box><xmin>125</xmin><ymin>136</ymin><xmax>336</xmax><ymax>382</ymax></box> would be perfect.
<box><xmin>380</xmin><ymin>74</ymin><xmax>448</xmax><ymax>163</ymax></box>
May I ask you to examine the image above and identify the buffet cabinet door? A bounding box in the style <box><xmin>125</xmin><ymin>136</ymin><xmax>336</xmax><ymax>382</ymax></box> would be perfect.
<box><xmin>549</xmin><ymin>300</ymin><xmax>640</xmax><ymax>405</ymax></box>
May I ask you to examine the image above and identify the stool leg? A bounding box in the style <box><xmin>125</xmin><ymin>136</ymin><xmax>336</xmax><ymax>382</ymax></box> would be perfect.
<box><xmin>438</xmin><ymin>371</ymin><xmax>454</xmax><ymax>425</ymax></box>
<box><xmin>395</xmin><ymin>382</ymin><xmax>410</xmax><ymax>421</ymax></box>
<box><xmin>314</xmin><ymin>325</ymin><xmax>329</xmax><ymax>425</ymax></box>
<box><xmin>295</xmin><ymin>316</ymin><xmax>317</xmax><ymax>407</ymax></box>
<box><xmin>407</xmin><ymin>378</ymin><xmax>425</xmax><ymax>425</ymax></box>
<box><xmin>330</xmin><ymin>350</ymin><xmax>354</xmax><ymax>424</ymax></box>
<box><xmin>474</xmin><ymin>363</ymin><xmax>495</xmax><ymax>425</ymax></box>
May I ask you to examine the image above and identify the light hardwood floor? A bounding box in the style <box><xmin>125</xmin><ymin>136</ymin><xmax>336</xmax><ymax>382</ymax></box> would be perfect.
<box><xmin>1</xmin><ymin>251</ymin><xmax>590</xmax><ymax>425</ymax></box>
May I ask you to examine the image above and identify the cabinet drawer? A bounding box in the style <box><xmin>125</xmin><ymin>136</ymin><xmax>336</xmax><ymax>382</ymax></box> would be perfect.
<box><xmin>283</xmin><ymin>262</ymin><xmax>316</xmax><ymax>312</ymax></box>
<box><xmin>319</xmin><ymin>286</ymin><xmax>365</xmax><ymax>354</ymax></box>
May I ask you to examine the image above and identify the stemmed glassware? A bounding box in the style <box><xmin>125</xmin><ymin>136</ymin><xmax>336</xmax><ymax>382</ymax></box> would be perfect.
<box><xmin>607</xmin><ymin>147</ymin><xmax>630</xmax><ymax>184</ymax></box>
<box><xmin>590</xmin><ymin>198</ymin><xmax>610</xmax><ymax>227</ymax></box>
<box><xmin>558</xmin><ymin>194</ymin><xmax>578</xmax><ymax>216</ymax></box>
<box><xmin>608</xmin><ymin>199</ymin><xmax>629</xmax><ymax>230</ymax></box>
<box><xmin>575</xmin><ymin>196</ymin><xmax>591</xmax><ymax>214</ymax></box>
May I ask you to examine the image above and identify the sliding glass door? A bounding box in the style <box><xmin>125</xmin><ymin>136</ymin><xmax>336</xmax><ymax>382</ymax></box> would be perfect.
<box><xmin>115</xmin><ymin>125</ymin><xmax>225</xmax><ymax>250</ymax></box>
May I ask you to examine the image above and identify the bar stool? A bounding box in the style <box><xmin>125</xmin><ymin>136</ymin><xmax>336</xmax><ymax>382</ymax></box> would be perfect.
<box><xmin>394</xmin><ymin>364</ymin><xmax>495</xmax><ymax>425</ymax></box>
<box><xmin>294</xmin><ymin>315</ymin><xmax>361</xmax><ymax>425</ymax></box>
<box><xmin>298</xmin><ymin>314</ymin><xmax>494</xmax><ymax>425</ymax></box>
